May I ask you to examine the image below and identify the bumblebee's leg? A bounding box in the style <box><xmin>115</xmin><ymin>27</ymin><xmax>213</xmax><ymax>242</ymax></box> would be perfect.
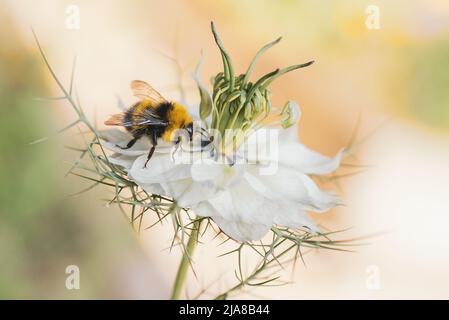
<box><xmin>143</xmin><ymin>146</ymin><xmax>156</xmax><ymax>168</ymax></box>
<box><xmin>143</xmin><ymin>132</ymin><xmax>158</xmax><ymax>168</ymax></box>
<box><xmin>171</xmin><ymin>136</ymin><xmax>182</xmax><ymax>163</ymax></box>
<box><xmin>116</xmin><ymin>137</ymin><xmax>138</xmax><ymax>150</ymax></box>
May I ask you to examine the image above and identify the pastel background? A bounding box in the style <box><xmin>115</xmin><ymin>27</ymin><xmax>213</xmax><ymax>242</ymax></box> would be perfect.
<box><xmin>1</xmin><ymin>0</ymin><xmax>448</xmax><ymax>299</ymax></box>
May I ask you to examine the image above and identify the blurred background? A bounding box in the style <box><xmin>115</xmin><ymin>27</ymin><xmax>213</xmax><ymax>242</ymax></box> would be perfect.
<box><xmin>1</xmin><ymin>0</ymin><xmax>449</xmax><ymax>299</ymax></box>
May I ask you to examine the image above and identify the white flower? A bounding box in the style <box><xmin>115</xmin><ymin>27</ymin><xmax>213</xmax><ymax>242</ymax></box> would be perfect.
<box><xmin>101</xmin><ymin>110</ymin><xmax>344</xmax><ymax>242</ymax></box>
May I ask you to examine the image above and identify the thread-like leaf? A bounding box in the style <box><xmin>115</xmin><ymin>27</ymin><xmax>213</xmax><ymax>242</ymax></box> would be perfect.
<box><xmin>243</xmin><ymin>36</ymin><xmax>282</xmax><ymax>86</ymax></box>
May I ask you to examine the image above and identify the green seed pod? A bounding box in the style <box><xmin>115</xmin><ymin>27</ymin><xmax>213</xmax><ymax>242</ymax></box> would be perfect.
<box><xmin>239</xmin><ymin>90</ymin><xmax>247</xmax><ymax>104</ymax></box>
<box><xmin>264</xmin><ymin>90</ymin><xmax>272</xmax><ymax>115</ymax></box>
<box><xmin>254</xmin><ymin>89</ymin><xmax>264</xmax><ymax>113</ymax></box>
<box><xmin>226</xmin><ymin>90</ymin><xmax>241</xmax><ymax>104</ymax></box>
<box><xmin>244</xmin><ymin>102</ymin><xmax>253</xmax><ymax>120</ymax></box>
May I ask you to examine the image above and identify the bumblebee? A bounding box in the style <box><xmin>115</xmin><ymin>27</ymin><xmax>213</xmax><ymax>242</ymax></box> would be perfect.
<box><xmin>105</xmin><ymin>80</ymin><xmax>195</xmax><ymax>167</ymax></box>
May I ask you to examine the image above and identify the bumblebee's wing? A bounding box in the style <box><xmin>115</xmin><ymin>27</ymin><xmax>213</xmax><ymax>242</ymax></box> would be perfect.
<box><xmin>104</xmin><ymin>113</ymin><xmax>125</xmax><ymax>126</ymax></box>
<box><xmin>121</xmin><ymin>117</ymin><xmax>168</xmax><ymax>127</ymax></box>
<box><xmin>104</xmin><ymin>111</ymin><xmax>168</xmax><ymax>127</ymax></box>
<box><xmin>131</xmin><ymin>80</ymin><xmax>167</xmax><ymax>105</ymax></box>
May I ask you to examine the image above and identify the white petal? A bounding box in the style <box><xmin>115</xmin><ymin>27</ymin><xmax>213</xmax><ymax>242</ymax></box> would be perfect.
<box><xmin>212</xmin><ymin>216</ymin><xmax>271</xmax><ymax>242</ymax></box>
<box><xmin>273</xmin><ymin>201</ymin><xmax>319</xmax><ymax>232</ymax></box>
<box><xmin>159</xmin><ymin>179</ymin><xmax>219</xmax><ymax>207</ymax></box>
<box><xmin>190</xmin><ymin>159</ymin><xmax>222</xmax><ymax>181</ymax></box>
<box><xmin>191</xmin><ymin>201</ymin><xmax>220</xmax><ymax>218</ymax></box>
<box><xmin>244</xmin><ymin>165</ymin><xmax>304</xmax><ymax>201</ymax></box>
<box><xmin>194</xmin><ymin>178</ymin><xmax>273</xmax><ymax>225</ymax></box>
<box><xmin>229</xmin><ymin>178</ymin><xmax>272</xmax><ymax>225</ymax></box>
<box><xmin>208</xmin><ymin>191</ymin><xmax>237</xmax><ymax>221</ymax></box>
<box><xmin>245</xmin><ymin>166</ymin><xmax>341</xmax><ymax>212</ymax></box>
<box><xmin>240</xmin><ymin>128</ymin><xmax>343</xmax><ymax>175</ymax></box>
<box><xmin>191</xmin><ymin>183</ymin><xmax>317</xmax><ymax>241</ymax></box>
<box><xmin>129</xmin><ymin>154</ymin><xmax>191</xmax><ymax>185</ymax></box>
<box><xmin>237</xmin><ymin>128</ymin><xmax>273</xmax><ymax>163</ymax></box>
<box><xmin>160</xmin><ymin>179</ymin><xmax>192</xmax><ymax>199</ymax></box>
<box><xmin>176</xmin><ymin>181</ymin><xmax>218</xmax><ymax>207</ymax></box>
<box><xmin>193</xmin><ymin>201</ymin><xmax>270</xmax><ymax>241</ymax></box>
<box><xmin>300</xmin><ymin>174</ymin><xmax>343</xmax><ymax>212</ymax></box>
<box><xmin>108</xmin><ymin>153</ymin><xmax>137</xmax><ymax>170</ymax></box>
<box><xmin>280</xmin><ymin>123</ymin><xmax>299</xmax><ymax>142</ymax></box>
<box><xmin>140</xmin><ymin>183</ymin><xmax>166</xmax><ymax>196</ymax></box>
<box><xmin>191</xmin><ymin>160</ymin><xmax>244</xmax><ymax>190</ymax></box>
<box><xmin>279</xmin><ymin>143</ymin><xmax>344</xmax><ymax>175</ymax></box>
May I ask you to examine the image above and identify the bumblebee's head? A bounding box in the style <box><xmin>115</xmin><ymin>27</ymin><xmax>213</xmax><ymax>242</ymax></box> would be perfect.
<box><xmin>183</xmin><ymin>122</ymin><xmax>214</xmax><ymax>149</ymax></box>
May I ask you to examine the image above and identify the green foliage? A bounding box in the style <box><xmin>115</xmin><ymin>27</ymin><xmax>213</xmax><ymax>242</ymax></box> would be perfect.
<box><xmin>408</xmin><ymin>40</ymin><xmax>449</xmax><ymax>130</ymax></box>
<box><xmin>0</xmin><ymin>32</ymin><xmax>57</xmax><ymax>223</ymax></box>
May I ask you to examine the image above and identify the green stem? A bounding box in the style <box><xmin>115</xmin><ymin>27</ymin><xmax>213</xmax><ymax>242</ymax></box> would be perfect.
<box><xmin>170</xmin><ymin>219</ymin><xmax>201</xmax><ymax>300</ymax></box>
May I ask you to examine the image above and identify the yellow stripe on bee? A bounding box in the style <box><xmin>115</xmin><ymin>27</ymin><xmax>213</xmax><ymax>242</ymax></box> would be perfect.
<box><xmin>162</xmin><ymin>102</ymin><xmax>193</xmax><ymax>142</ymax></box>
<box><xmin>131</xmin><ymin>100</ymin><xmax>153</xmax><ymax>129</ymax></box>
<box><xmin>134</xmin><ymin>100</ymin><xmax>153</xmax><ymax>116</ymax></box>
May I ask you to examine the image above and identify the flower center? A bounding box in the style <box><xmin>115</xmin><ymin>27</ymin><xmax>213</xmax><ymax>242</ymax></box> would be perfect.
<box><xmin>197</xmin><ymin>22</ymin><xmax>313</xmax><ymax>158</ymax></box>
